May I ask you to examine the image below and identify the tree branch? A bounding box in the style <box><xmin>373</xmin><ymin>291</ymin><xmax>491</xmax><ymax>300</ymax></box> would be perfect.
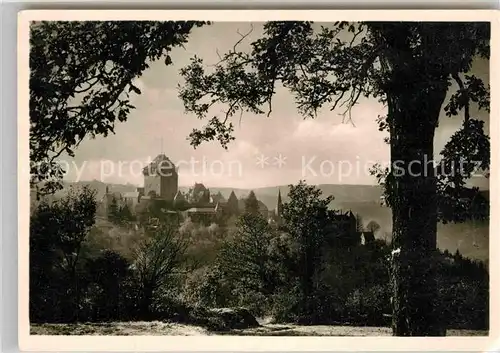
<box><xmin>451</xmin><ymin>72</ymin><xmax>470</xmax><ymax>122</ymax></box>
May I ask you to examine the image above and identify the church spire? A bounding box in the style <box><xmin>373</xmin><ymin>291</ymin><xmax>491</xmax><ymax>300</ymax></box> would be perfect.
<box><xmin>276</xmin><ymin>189</ymin><xmax>283</xmax><ymax>222</ymax></box>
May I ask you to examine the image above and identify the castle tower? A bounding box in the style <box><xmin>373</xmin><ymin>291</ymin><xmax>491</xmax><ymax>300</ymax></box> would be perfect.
<box><xmin>142</xmin><ymin>154</ymin><xmax>178</xmax><ymax>202</ymax></box>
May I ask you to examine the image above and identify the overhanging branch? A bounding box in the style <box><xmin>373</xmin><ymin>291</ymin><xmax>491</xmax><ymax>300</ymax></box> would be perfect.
<box><xmin>451</xmin><ymin>72</ymin><xmax>470</xmax><ymax>122</ymax></box>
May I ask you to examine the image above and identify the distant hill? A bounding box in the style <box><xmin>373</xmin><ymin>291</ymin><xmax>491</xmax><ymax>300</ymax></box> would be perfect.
<box><xmin>192</xmin><ymin>184</ymin><xmax>488</xmax><ymax>261</ymax></box>
<box><xmin>180</xmin><ymin>184</ymin><xmax>383</xmax><ymax>209</ymax></box>
<box><xmin>43</xmin><ymin>180</ymin><xmax>489</xmax><ymax>261</ymax></box>
<box><xmin>63</xmin><ymin>180</ymin><xmax>137</xmax><ymax>200</ymax></box>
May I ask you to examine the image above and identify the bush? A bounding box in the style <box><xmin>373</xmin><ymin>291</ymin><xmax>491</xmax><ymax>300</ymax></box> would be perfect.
<box><xmin>182</xmin><ymin>265</ymin><xmax>231</xmax><ymax>308</ymax></box>
<box><xmin>270</xmin><ymin>285</ymin><xmax>304</xmax><ymax>324</ymax></box>
<box><xmin>440</xmin><ymin>278</ymin><xmax>488</xmax><ymax>330</ymax></box>
<box><xmin>343</xmin><ymin>285</ymin><xmax>391</xmax><ymax>326</ymax></box>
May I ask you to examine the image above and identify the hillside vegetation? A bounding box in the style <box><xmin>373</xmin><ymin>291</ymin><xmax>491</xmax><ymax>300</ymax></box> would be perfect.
<box><xmin>30</xmin><ymin>182</ymin><xmax>489</xmax><ymax>335</ymax></box>
<box><xmin>52</xmin><ymin>180</ymin><xmax>489</xmax><ymax>261</ymax></box>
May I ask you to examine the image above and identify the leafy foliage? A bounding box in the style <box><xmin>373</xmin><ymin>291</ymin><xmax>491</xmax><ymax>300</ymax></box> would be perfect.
<box><xmin>31</xmin><ymin>186</ymin><xmax>97</xmax><ymax>273</ymax></box>
<box><xmin>219</xmin><ymin>213</ymin><xmax>278</xmax><ymax>297</ymax></box>
<box><xmin>30</xmin><ymin>21</ymin><xmax>206</xmax><ymax>196</ymax></box>
<box><xmin>30</xmin><ymin>186</ymin><xmax>97</xmax><ymax>321</ymax></box>
<box><xmin>85</xmin><ymin>250</ymin><xmax>132</xmax><ymax>321</ymax></box>
<box><xmin>108</xmin><ymin>199</ymin><xmax>136</xmax><ymax>225</ymax></box>
<box><xmin>178</xmin><ymin>21</ymin><xmax>490</xmax><ymax>335</ymax></box>
<box><xmin>107</xmin><ymin>196</ymin><xmax>120</xmax><ymax>222</ymax></box>
<box><xmin>244</xmin><ymin>190</ymin><xmax>260</xmax><ymax>215</ymax></box>
<box><xmin>30</xmin><ymin>182</ymin><xmax>488</xmax><ymax>331</ymax></box>
<box><xmin>179</xmin><ymin>22</ymin><xmax>489</xmax><ymax>223</ymax></box>
<box><xmin>366</xmin><ymin>220</ymin><xmax>381</xmax><ymax>234</ymax></box>
<box><xmin>132</xmin><ymin>222</ymin><xmax>188</xmax><ymax>317</ymax></box>
<box><xmin>279</xmin><ymin>181</ymin><xmax>335</xmax><ymax>320</ymax></box>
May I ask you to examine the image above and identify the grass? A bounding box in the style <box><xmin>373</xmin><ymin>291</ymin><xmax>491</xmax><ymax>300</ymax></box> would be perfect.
<box><xmin>30</xmin><ymin>322</ymin><xmax>488</xmax><ymax>336</ymax></box>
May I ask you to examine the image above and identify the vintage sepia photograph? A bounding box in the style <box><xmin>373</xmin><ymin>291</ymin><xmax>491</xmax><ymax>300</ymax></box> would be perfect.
<box><xmin>19</xmin><ymin>10</ymin><xmax>497</xmax><ymax>349</ymax></box>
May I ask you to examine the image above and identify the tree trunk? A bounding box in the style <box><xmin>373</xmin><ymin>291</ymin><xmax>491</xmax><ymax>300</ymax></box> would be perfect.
<box><xmin>139</xmin><ymin>284</ymin><xmax>154</xmax><ymax>320</ymax></box>
<box><xmin>387</xmin><ymin>78</ymin><xmax>448</xmax><ymax>336</ymax></box>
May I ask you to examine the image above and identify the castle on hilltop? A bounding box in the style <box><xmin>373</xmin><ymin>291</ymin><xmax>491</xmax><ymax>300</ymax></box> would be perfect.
<box><xmin>98</xmin><ymin>153</ymin><xmax>283</xmax><ymax>225</ymax></box>
<box><xmin>98</xmin><ymin>153</ymin><xmax>366</xmax><ymax>244</ymax></box>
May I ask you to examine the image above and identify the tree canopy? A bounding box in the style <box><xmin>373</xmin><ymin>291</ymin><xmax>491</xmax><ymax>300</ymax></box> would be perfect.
<box><xmin>177</xmin><ymin>21</ymin><xmax>490</xmax><ymax>336</ymax></box>
<box><xmin>29</xmin><ymin>20</ymin><xmax>491</xmax><ymax>336</ymax></box>
<box><xmin>30</xmin><ymin>21</ymin><xmax>205</xmax><ymax>196</ymax></box>
<box><xmin>244</xmin><ymin>190</ymin><xmax>260</xmax><ymax>215</ymax></box>
<box><xmin>178</xmin><ymin>22</ymin><xmax>490</xmax><ymax>223</ymax></box>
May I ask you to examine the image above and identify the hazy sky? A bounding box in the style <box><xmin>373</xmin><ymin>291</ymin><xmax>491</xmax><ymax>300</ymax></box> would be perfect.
<box><xmin>63</xmin><ymin>22</ymin><xmax>490</xmax><ymax>189</ymax></box>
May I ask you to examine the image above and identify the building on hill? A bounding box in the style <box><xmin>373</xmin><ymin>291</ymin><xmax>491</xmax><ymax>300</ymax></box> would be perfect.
<box><xmin>173</xmin><ymin>190</ymin><xmax>188</xmax><ymax>208</ymax></box>
<box><xmin>97</xmin><ymin>155</ymin><xmax>288</xmax><ymax>226</ymax></box>
<box><xmin>330</xmin><ymin>210</ymin><xmax>357</xmax><ymax>236</ymax></box>
<box><xmin>188</xmin><ymin>183</ymin><xmax>211</xmax><ymax>204</ymax></box>
<box><xmin>361</xmin><ymin>231</ymin><xmax>375</xmax><ymax>245</ymax></box>
<box><xmin>100</xmin><ymin>156</ymin><xmax>269</xmax><ymax>224</ymax></box>
<box><xmin>210</xmin><ymin>190</ymin><xmax>270</xmax><ymax>220</ymax></box>
<box><xmin>97</xmin><ymin>186</ymin><xmax>126</xmax><ymax>217</ymax></box>
<box><xmin>183</xmin><ymin>206</ymin><xmax>220</xmax><ymax>225</ymax></box>
<box><xmin>142</xmin><ymin>154</ymin><xmax>178</xmax><ymax>202</ymax></box>
<box><xmin>123</xmin><ymin>191</ymin><xmax>140</xmax><ymax>210</ymax></box>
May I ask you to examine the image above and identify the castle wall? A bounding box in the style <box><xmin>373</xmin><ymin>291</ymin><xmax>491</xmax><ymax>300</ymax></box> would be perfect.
<box><xmin>144</xmin><ymin>173</ymin><xmax>178</xmax><ymax>201</ymax></box>
<box><xmin>144</xmin><ymin>175</ymin><xmax>161</xmax><ymax>197</ymax></box>
<box><xmin>160</xmin><ymin>172</ymin><xmax>178</xmax><ymax>201</ymax></box>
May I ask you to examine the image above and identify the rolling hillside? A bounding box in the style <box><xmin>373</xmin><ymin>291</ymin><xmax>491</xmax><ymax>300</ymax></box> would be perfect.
<box><xmin>197</xmin><ymin>184</ymin><xmax>489</xmax><ymax>261</ymax></box>
<box><xmin>47</xmin><ymin>180</ymin><xmax>489</xmax><ymax>261</ymax></box>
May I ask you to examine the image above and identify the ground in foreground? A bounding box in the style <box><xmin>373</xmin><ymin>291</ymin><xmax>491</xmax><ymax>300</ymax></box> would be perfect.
<box><xmin>31</xmin><ymin>322</ymin><xmax>488</xmax><ymax>336</ymax></box>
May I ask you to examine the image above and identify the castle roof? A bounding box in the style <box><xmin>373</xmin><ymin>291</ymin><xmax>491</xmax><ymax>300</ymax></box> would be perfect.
<box><xmin>185</xmin><ymin>207</ymin><xmax>217</xmax><ymax>214</ymax></box>
<box><xmin>143</xmin><ymin>154</ymin><xmax>176</xmax><ymax>176</ymax></box>
<box><xmin>191</xmin><ymin>183</ymin><xmax>208</xmax><ymax>195</ymax></box>
<box><xmin>123</xmin><ymin>191</ymin><xmax>140</xmax><ymax>199</ymax></box>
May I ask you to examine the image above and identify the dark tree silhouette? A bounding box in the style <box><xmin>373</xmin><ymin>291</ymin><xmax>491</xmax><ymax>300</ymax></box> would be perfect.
<box><xmin>107</xmin><ymin>196</ymin><xmax>120</xmax><ymax>223</ymax></box>
<box><xmin>218</xmin><ymin>212</ymin><xmax>277</xmax><ymax>296</ymax></box>
<box><xmin>366</xmin><ymin>220</ymin><xmax>381</xmax><ymax>234</ymax></box>
<box><xmin>30</xmin><ymin>21</ymin><xmax>206</xmax><ymax>197</ymax></box>
<box><xmin>178</xmin><ymin>22</ymin><xmax>490</xmax><ymax>335</ymax></box>
<box><xmin>30</xmin><ymin>186</ymin><xmax>97</xmax><ymax>321</ymax></box>
<box><xmin>244</xmin><ymin>190</ymin><xmax>260</xmax><ymax>215</ymax></box>
<box><xmin>132</xmin><ymin>222</ymin><xmax>187</xmax><ymax>319</ymax></box>
<box><xmin>119</xmin><ymin>204</ymin><xmax>135</xmax><ymax>223</ymax></box>
<box><xmin>281</xmin><ymin>181</ymin><xmax>334</xmax><ymax>321</ymax></box>
<box><xmin>86</xmin><ymin>250</ymin><xmax>131</xmax><ymax>321</ymax></box>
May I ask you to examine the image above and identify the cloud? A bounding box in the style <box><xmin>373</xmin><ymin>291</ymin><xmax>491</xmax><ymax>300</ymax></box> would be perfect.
<box><xmin>65</xmin><ymin>23</ymin><xmax>488</xmax><ymax>189</ymax></box>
